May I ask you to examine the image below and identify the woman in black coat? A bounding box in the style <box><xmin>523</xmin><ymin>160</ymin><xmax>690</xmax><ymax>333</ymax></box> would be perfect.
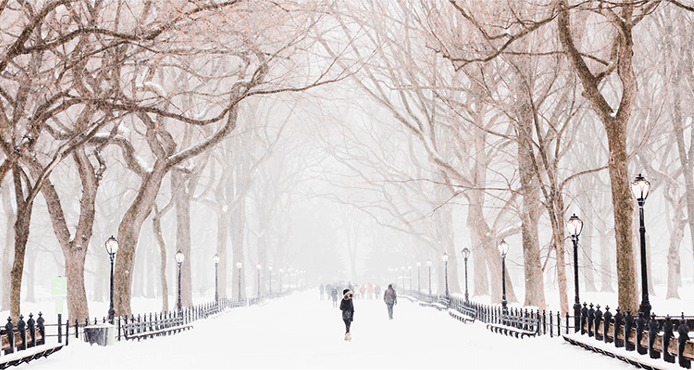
<box><xmin>340</xmin><ymin>289</ymin><xmax>354</xmax><ymax>341</ymax></box>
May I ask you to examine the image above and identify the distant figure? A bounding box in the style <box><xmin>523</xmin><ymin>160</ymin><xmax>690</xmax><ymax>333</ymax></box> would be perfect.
<box><xmin>360</xmin><ymin>284</ymin><xmax>366</xmax><ymax>299</ymax></box>
<box><xmin>319</xmin><ymin>284</ymin><xmax>325</xmax><ymax>300</ymax></box>
<box><xmin>340</xmin><ymin>289</ymin><xmax>355</xmax><ymax>341</ymax></box>
<box><xmin>331</xmin><ymin>286</ymin><xmax>338</xmax><ymax>307</ymax></box>
<box><xmin>383</xmin><ymin>284</ymin><xmax>397</xmax><ymax>320</ymax></box>
<box><xmin>374</xmin><ymin>284</ymin><xmax>381</xmax><ymax>299</ymax></box>
<box><xmin>367</xmin><ymin>283</ymin><xmax>374</xmax><ymax>299</ymax></box>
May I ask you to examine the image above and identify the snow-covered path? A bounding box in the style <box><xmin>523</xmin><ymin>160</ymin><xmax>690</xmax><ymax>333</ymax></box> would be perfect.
<box><xmin>19</xmin><ymin>290</ymin><xmax>632</xmax><ymax>369</ymax></box>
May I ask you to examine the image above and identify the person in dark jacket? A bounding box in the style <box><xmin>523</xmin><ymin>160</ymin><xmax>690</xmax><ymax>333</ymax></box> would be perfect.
<box><xmin>383</xmin><ymin>284</ymin><xmax>397</xmax><ymax>320</ymax></box>
<box><xmin>340</xmin><ymin>289</ymin><xmax>355</xmax><ymax>341</ymax></box>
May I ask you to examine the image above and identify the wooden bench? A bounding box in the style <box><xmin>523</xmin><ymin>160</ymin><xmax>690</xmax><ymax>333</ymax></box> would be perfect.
<box><xmin>486</xmin><ymin>315</ymin><xmax>540</xmax><ymax>339</ymax></box>
<box><xmin>122</xmin><ymin>316</ymin><xmax>193</xmax><ymax>341</ymax></box>
<box><xmin>0</xmin><ymin>324</ymin><xmax>63</xmax><ymax>370</ymax></box>
<box><xmin>448</xmin><ymin>306</ymin><xmax>476</xmax><ymax>324</ymax></box>
<box><xmin>594</xmin><ymin>321</ymin><xmax>694</xmax><ymax>361</ymax></box>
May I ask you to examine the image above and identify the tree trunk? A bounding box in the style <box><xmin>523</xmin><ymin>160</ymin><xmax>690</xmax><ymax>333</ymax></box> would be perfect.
<box><xmin>10</xmin><ymin>191</ymin><xmax>33</xmax><ymax>321</ymax></box>
<box><xmin>173</xmin><ymin>169</ymin><xmax>194</xmax><ymax>307</ymax></box>
<box><xmin>231</xmin><ymin>197</ymin><xmax>246</xmax><ymax>299</ymax></box>
<box><xmin>216</xmin><ymin>210</ymin><xmax>229</xmax><ymax>299</ymax></box>
<box><xmin>557</xmin><ymin>0</ymin><xmax>638</xmax><ymax>312</ymax></box>
<box><xmin>65</xmin><ymin>248</ymin><xmax>89</xmax><ymax>320</ymax></box>
<box><xmin>467</xmin><ymin>192</ymin><xmax>491</xmax><ymax>297</ymax></box>
<box><xmin>114</xmin><ymin>165</ymin><xmax>168</xmax><ymax>317</ymax></box>
<box><xmin>152</xmin><ymin>205</ymin><xmax>169</xmax><ymax>312</ymax></box>
<box><xmin>516</xmin><ymin>101</ymin><xmax>546</xmax><ymax>310</ymax></box>
<box><xmin>666</xmin><ymin>216</ymin><xmax>684</xmax><ymax>299</ymax></box>
<box><xmin>2</xmin><ymin>183</ymin><xmax>15</xmax><ymax>311</ymax></box>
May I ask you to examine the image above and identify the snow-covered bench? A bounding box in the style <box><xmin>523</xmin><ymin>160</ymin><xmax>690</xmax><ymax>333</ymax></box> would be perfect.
<box><xmin>121</xmin><ymin>314</ymin><xmax>193</xmax><ymax>342</ymax></box>
<box><xmin>0</xmin><ymin>314</ymin><xmax>63</xmax><ymax>369</ymax></box>
<box><xmin>486</xmin><ymin>314</ymin><xmax>540</xmax><ymax>339</ymax></box>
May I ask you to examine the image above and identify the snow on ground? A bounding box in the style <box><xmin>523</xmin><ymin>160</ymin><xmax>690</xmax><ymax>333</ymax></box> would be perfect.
<box><xmin>9</xmin><ymin>290</ymin><xmax>640</xmax><ymax>369</ymax></box>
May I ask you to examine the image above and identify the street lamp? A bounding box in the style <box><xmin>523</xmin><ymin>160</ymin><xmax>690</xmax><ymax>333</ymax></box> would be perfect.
<box><xmin>175</xmin><ymin>250</ymin><xmax>185</xmax><ymax>314</ymax></box>
<box><xmin>279</xmin><ymin>268</ymin><xmax>283</xmax><ymax>293</ymax></box>
<box><xmin>268</xmin><ymin>266</ymin><xmax>273</xmax><ymax>295</ymax></box>
<box><xmin>427</xmin><ymin>259</ymin><xmax>432</xmax><ymax>296</ymax></box>
<box><xmin>105</xmin><ymin>235</ymin><xmax>118</xmax><ymax>324</ymax></box>
<box><xmin>416</xmin><ymin>262</ymin><xmax>421</xmax><ymax>293</ymax></box>
<box><xmin>408</xmin><ymin>266</ymin><xmax>412</xmax><ymax>291</ymax></box>
<box><xmin>236</xmin><ymin>262</ymin><xmax>242</xmax><ymax>300</ymax></box>
<box><xmin>442</xmin><ymin>253</ymin><xmax>449</xmax><ymax>296</ymax></box>
<box><xmin>213</xmin><ymin>254</ymin><xmax>220</xmax><ymax>304</ymax></box>
<box><xmin>632</xmin><ymin>173</ymin><xmax>651</xmax><ymax>317</ymax></box>
<box><xmin>567</xmin><ymin>213</ymin><xmax>583</xmax><ymax>332</ymax></box>
<box><xmin>498</xmin><ymin>240</ymin><xmax>509</xmax><ymax>312</ymax></box>
<box><xmin>461</xmin><ymin>248</ymin><xmax>470</xmax><ymax>302</ymax></box>
<box><xmin>256</xmin><ymin>264</ymin><xmax>261</xmax><ymax>298</ymax></box>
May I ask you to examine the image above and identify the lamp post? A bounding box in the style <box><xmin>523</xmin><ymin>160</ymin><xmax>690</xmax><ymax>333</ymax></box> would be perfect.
<box><xmin>268</xmin><ymin>266</ymin><xmax>273</xmax><ymax>296</ymax></box>
<box><xmin>427</xmin><ymin>259</ymin><xmax>432</xmax><ymax>296</ymax></box>
<box><xmin>461</xmin><ymin>248</ymin><xmax>470</xmax><ymax>302</ymax></box>
<box><xmin>213</xmin><ymin>254</ymin><xmax>220</xmax><ymax>304</ymax></box>
<box><xmin>632</xmin><ymin>173</ymin><xmax>651</xmax><ymax>318</ymax></box>
<box><xmin>408</xmin><ymin>266</ymin><xmax>412</xmax><ymax>291</ymax></box>
<box><xmin>416</xmin><ymin>262</ymin><xmax>421</xmax><ymax>293</ymax></box>
<box><xmin>567</xmin><ymin>214</ymin><xmax>584</xmax><ymax>332</ymax></box>
<box><xmin>498</xmin><ymin>240</ymin><xmax>509</xmax><ymax>312</ymax></box>
<box><xmin>236</xmin><ymin>262</ymin><xmax>242</xmax><ymax>300</ymax></box>
<box><xmin>105</xmin><ymin>235</ymin><xmax>118</xmax><ymax>324</ymax></box>
<box><xmin>443</xmin><ymin>253</ymin><xmax>449</xmax><ymax>296</ymax></box>
<box><xmin>256</xmin><ymin>264</ymin><xmax>261</xmax><ymax>298</ymax></box>
<box><xmin>175</xmin><ymin>250</ymin><xmax>184</xmax><ymax>314</ymax></box>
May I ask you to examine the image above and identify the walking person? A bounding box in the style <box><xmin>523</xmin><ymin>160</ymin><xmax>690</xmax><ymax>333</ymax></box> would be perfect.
<box><xmin>320</xmin><ymin>283</ymin><xmax>325</xmax><ymax>300</ymax></box>
<box><xmin>331</xmin><ymin>286</ymin><xmax>338</xmax><ymax>307</ymax></box>
<box><xmin>360</xmin><ymin>284</ymin><xmax>366</xmax><ymax>300</ymax></box>
<box><xmin>367</xmin><ymin>283</ymin><xmax>374</xmax><ymax>299</ymax></box>
<box><xmin>340</xmin><ymin>289</ymin><xmax>355</xmax><ymax>341</ymax></box>
<box><xmin>383</xmin><ymin>284</ymin><xmax>397</xmax><ymax>320</ymax></box>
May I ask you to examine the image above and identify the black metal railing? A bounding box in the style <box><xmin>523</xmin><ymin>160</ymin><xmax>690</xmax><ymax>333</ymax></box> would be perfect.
<box><xmin>406</xmin><ymin>290</ymin><xmax>694</xmax><ymax>369</ymax></box>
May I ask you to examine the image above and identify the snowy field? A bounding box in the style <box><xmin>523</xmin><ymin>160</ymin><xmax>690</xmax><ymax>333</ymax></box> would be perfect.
<box><xmin>5</xmin><ymin>289</ymin><xmax>652</xmax><ymax>369</ymax></box>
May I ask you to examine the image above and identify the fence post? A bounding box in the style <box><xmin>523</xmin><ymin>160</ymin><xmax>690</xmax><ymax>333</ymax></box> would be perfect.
<box><xmin>662</xmin><ymin>315</ymin><xmax>675</xmax><ymax>363</ymax></box>
<box><xmin>625</xmin><ymin>309</ymin><xmax>635</xmax><ymax>351</ymax></box>
<box><xmin>678</xmin><ymin>314</ymin><xmax>691</xmax><ymax>369</ymax></box>
<box><xmin>648</xmin><ymin>313</ymin><xmax>660</xmax><ymax>359</ymax></box>
<box><xmin>65</xmin><ymin>316</ymin><xmax>69</xmax><ymax>346</ymax></box>
<box><xmin>603</xmin><ymin>306</ymin><xmax>613</xmax><ymax>344</ymax></box>
<box><xmin>27</xmin><ymin>313</ymin><xmax>35</xmax><ymax>348</ymax></box>
<box><xmin>75</xmin><ymin>319</ymin><xmax>79</xmax><ymax>339</ymax></box>
<box><xmin>595</xmin><ymin>305</ymin><xmax>603</xmax><ymax>341</ymax></box>
<box><xmin>614</xmin><ymin>308</ymin><xmax>624</xmax><ymax>348</ymax></box>
<box><xmin>580</xmin><ymin>303</ymin><xmax>588</xmax><ymax>335</ymax></box>
<box><xmin>37</xmin><ymin>312</ymin><xmax>45</xmax><ymax>345</ymax></box>
<box><xmin>117</xmin><ymin>315</ymin><xmax>122</xmax><ymax>341</ymax></box>
<box><xmin>57</xmin><ymin>313</ymin><xmax>62</xmax><ymax>344</ymax></box>
<box><xmin>636</xmin><ymin>311</ymin><xmax>647</xmax><ymax>355</ymax></box>
<box><xmin>565</xmin><ymin>311</ymin><xmax>570</xmax><ymax>335</ymax></box>
<box><xmin>5</xmin><ymin>317</ymin><xmax>15</xmax><ymax>354</ymax></box>
<box><xmin>17</xmin><ymin>315</ymin><xmax>26</xmax><ymax>351</ymax></box>
<box><xmin>542</xmin><ymin>310</ymin><xmax>546</xmax><ymax>335</ymax></box>
<box><xmin>549</xmin><ymin>311</ymin><xmax>553</xmax><ymax>338</ymax></box>
<box><xmin>588</xmin><ymin>303</ymin><xmax>595</xmax><ymax>337</ymax></box>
